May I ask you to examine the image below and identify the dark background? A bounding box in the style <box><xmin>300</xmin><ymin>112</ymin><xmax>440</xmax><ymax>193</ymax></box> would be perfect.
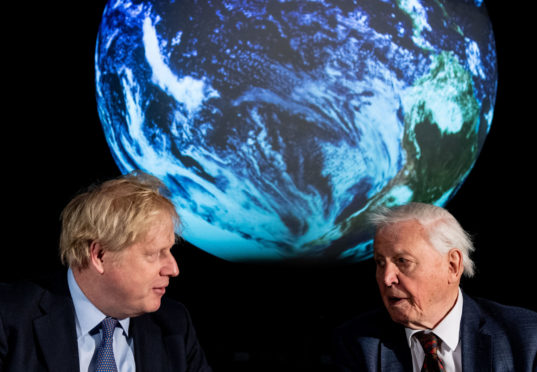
<box><xmin>3</xmin><ymin>1</ymin><xmax>534</xmax><ymax>371</ymax></box>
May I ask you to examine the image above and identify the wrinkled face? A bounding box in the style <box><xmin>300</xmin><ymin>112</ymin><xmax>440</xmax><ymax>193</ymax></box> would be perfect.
<box><xmin>373</xmin><ymin>220</ymin><xmax>457</xmax><ymax>329</ymax></box>
<box><xmin>101</xmin><ymin>213</ymin><xmax>178</xmax><ymax>318</ymax></box>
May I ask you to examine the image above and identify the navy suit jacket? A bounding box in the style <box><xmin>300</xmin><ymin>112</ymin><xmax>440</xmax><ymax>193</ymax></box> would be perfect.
<box><xmin>334</xmin><ymin>292</ymin><xmax>537</xmax><ymax>371</ymax></box>
<box><xmin>0</xmin><ymin>273</ymin><xmax>212</xmax><ymax>372</ymax></box>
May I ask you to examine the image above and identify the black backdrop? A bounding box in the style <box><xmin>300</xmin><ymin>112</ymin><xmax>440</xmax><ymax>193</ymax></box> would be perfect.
<box><xmin>3</xmin><ymin>1</ymin><xmax>535</xmax><ymax>371</ymax></box>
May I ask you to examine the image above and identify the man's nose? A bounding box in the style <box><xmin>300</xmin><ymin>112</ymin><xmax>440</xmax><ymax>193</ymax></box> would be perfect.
<box><xmin>382</xmin><ymin>262</ymin><xmax>399</xmax><ymax>286</ymax></box>
<box><xmin>161</xmin><ymin>253</ymin><xmax>180</xmax><ymax>277</ymax></box>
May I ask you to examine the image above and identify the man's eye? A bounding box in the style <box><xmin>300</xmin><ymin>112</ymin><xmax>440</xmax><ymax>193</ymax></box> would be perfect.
<box><xmin>147</xmin><ymin>252</ymin><xmax>160</xmax><ymax>260</ymax></box>
<box><xmin>375</xmin><ymin>259</ymin><xmax>385</xmax><ymax>267</ymax></box>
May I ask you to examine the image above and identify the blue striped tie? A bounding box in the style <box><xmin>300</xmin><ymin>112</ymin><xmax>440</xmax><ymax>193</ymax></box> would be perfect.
<box><xmin>95</xmin><ymin>317</ymin><xmax>119</xmax><ymax>372</ymax></box>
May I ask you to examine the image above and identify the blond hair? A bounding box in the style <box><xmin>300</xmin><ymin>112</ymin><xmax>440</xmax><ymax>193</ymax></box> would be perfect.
<box><xmin>60</xmin><ymin>171</ymin><xmax>179</xmax><ymax>269</ymax></box>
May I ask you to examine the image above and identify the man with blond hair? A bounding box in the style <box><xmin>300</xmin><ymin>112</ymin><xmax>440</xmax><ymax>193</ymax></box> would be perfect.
<box><xmin>334</xmin><ymin>202</ymin><xmax>537</xmax><ymax>371</ymax></box>
<box><xmin>1</xmin><ymin>171</ymin><xmax>212</xmax><ymax>371</ymax></box>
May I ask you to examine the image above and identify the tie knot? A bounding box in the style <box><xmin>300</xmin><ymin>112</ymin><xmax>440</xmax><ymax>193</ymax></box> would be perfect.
<box><xmin>101</xmin><ymin>317</ymin><xmax>118</xmax><ymax>340</ymax></box>
<box><xmin>415</xmin><ymin>331</ymin><xmax>440</xmax><ymax>355</ymax></box>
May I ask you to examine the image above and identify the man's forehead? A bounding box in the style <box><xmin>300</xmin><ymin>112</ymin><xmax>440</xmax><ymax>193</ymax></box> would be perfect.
<box><xmin>373</xmin><ymin>220</ymin><xmax>429</xmax><ymax>252</ymax></box>
<box><xmin>376</xmin><ymin>219</ymin><xmax>426</xmax><ymax>237</ymax></box>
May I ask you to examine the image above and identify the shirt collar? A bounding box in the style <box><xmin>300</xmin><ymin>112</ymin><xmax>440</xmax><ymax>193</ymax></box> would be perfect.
<box><xmin>67</xmin><ymin>268</ymin><xmax>130</xmax><ymax>337</ymax></box>
<box><xmin>404</xmin><ymin>287</ymin><xmax>463</xmax><ymax>351</ymax></box>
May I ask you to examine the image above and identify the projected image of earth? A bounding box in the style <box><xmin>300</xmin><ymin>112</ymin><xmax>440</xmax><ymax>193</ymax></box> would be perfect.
<box><xmin>95</xmin><ymin>0</ymin><xmax>496</xmax><ymax>262</ymax></box>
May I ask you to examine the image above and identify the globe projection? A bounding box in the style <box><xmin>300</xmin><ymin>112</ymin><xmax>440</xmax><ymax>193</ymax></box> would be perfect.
<box><xmin>95</xmin><ymin>0</ymin><xmax>497</xmax><ymax>262</ymax></box>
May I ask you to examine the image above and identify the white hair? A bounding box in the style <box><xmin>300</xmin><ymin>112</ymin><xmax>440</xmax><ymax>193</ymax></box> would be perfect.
<box><xmin>370</xmin><ymin>202</ymin><xmax>475</xmax><ymax>277</ymax></box>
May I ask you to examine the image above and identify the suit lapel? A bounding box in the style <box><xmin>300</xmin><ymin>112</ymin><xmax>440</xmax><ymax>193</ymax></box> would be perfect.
<box><xmin>460</xmin><ymin>293</ymin><xmax>492</xmax><ymax>372</ymax></box>
<box><xmin>131</xmin><ymin>314</ymin><xmax>170</xmax><ymax>372</ymax></box>
<box><xmin>379</xmin><ymin>322</ymin><xmax>412</xmax><ymax>372</ymax></box>
<box><xmin>33</xmin><ymin>279</ymin><xmax>79</xmax><ymax>372</ymax></box>
<box><xmin>379</xmin><ymin>343</ymin><xmax>411</xmax><ymax>372</ymax></box>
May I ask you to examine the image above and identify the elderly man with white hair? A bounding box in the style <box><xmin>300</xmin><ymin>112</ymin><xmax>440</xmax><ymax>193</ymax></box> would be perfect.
<box><xmin>334</xmin><ymin>202</ymin><xmax>537</xmax><ymax>372</ymax></box>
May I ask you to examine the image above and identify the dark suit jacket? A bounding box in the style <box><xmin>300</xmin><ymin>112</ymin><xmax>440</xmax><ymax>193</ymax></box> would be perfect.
<box><xmin>333</xmin><ymin>292</ymin><xmax>537</xmax><ymax>371</ymax></box>
<box><xmin>0</xmin><ymin>273</ymin><xmax>212</xmax><ymax>372</ymax></box>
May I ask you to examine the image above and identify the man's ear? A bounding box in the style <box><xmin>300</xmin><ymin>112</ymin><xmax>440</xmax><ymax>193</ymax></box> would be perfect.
<box><xmin>89</xmin><ymin>241</ymin><xmax>106</xmax><ymax>274</ymax></box>
<box><xmin>447</xmin><ymin>248</ymin><xmax>463</xmax><ymax>283</ymax></box>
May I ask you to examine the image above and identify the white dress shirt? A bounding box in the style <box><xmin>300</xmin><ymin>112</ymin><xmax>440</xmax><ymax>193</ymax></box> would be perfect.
<box><xmin>67</xmin><ymin>268</ymin><xmax>136</xmax><ymax>372</ymax></box>
<box><xmin>405</xmin><ymin>288</ymin><xmax>464</xmax><ymax>372</ymax></box>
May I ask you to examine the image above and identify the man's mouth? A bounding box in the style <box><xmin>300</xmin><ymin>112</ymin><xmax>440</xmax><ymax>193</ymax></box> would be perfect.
<box><xmin>388</xmin><ymin>296</ymin><xmax>405</xmax><ymax>305</ymax></box>
<box><xmin>153</xmin><ymin>286</ymin><xmax>167</xmax><ymax>295</ymax></box>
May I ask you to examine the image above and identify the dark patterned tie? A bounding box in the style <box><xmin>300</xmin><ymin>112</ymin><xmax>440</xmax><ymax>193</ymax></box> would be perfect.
<box><xmin>95</xmin><ymin>317</ymin><xmax>119</xmax><ymax>372</ymax></box>
<box><xmin>415</xmin><ymin>331</ymin><xmax>446</xmax><ymax>372</ymax></box>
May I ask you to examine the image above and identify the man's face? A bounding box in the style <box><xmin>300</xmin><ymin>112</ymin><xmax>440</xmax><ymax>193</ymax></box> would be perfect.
<box><xmin>373</xmin><ymin>220</ymin><xmax>458</xmax><ymax>329</ymax></box>
<box><xmin>101</xmin><ymin>213</ymin><xmax>178</xmax><ymax>318</ymax></box>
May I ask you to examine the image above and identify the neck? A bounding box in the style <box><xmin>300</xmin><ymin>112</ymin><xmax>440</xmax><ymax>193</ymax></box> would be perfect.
<box><xmin>72</xmin><ymin>267</ymin><xmax>119</xmax><ymax>318</ymax></box>
<box><xmin>428</xmin><ymin>286</ymin><xmax>460</xmax><ymax>330</ymax></box>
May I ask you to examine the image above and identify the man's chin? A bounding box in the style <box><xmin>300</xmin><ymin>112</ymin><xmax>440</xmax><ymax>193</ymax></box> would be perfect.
<box><xmin>146</xmin><ymin>300</ymin><xmax>162</xmax><ymax>313</ymax></box>
<box><xmin>136</xmin><ymin>299</ymin><xmax>162</xmax><ymax>316</ymax></box>
<box><xmin>387</xmin><ymin>310</ymin><xmax>407</xmax><ymax>324</ymax></box>
<box><xmin>385</xmin><ymin>301</ymin><xmax>412</xmax><ymax>326</ymax></box>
